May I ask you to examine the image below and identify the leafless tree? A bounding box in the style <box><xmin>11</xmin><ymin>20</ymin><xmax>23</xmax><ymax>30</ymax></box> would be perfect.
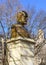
<box><xmin>0</xmin><ymin>0</ymin><xmax>46</xmax><ymax>39</ymax></box>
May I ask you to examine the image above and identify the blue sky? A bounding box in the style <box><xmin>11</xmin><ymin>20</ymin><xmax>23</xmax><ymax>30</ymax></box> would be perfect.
<box><xmin>20</xmin><ymin>0</ymin><xmax>46</xmax><ymax>11</ymax></box>
<box><xmin>0</xmin><ymin>0</ymin><xmax>46</xmax><ymax>11</ymax></box>
<box><xmin>0</xmin><ymin>0</ymin><xmax>46</xmax><ymax>35</ymax></box>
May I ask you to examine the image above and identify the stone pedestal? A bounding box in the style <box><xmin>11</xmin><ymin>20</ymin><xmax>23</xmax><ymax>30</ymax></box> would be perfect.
<box><xmin>6</xmin><ymin>37</ymin><xmax>35</xmax><ymax>65</ymax></box>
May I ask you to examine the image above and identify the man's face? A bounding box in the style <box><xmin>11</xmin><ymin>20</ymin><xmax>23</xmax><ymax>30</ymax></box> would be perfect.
<box><xmin>17</xmin><ymin>12</ymin><xmax>28</xmax><ymax>25</ymax></box>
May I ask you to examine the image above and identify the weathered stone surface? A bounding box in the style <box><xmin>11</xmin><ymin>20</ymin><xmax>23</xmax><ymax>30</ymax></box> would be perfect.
<box><xmin>6</xmin><ymin>37</ymin><xmax>35</xmax><ymax>65</ymax></box>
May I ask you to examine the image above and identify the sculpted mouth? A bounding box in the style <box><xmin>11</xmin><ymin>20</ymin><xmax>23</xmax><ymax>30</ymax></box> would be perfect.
<box><xmin>24</xmin><ymin>22</ymin><xmax>27</xmax><ymax>24</ymax></box>
<box><xmin>25</xmin><ymin>21</ymin><xmax>27</xmax><ymax>23</ymax></box>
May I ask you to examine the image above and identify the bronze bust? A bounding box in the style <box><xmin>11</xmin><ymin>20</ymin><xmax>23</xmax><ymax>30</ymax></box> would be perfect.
<box><xmin>11</xmin><ymin>11</ymin><xmax>30</xmax><ymax>38</ymax></box>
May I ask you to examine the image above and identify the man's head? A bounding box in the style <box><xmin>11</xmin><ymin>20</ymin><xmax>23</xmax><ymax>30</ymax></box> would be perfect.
<box><xmin>16</xmin><ymin>11</ymin><xmax>28</xmax><ymax>25</ymax></box>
